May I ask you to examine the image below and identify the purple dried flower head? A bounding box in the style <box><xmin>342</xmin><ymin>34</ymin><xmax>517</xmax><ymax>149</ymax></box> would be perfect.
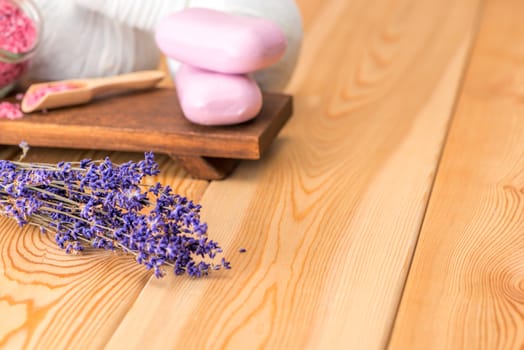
<box><xmin>0</xmin><ymin>152</ymin><xmax>230</xmax><ymax>278</ymax></box>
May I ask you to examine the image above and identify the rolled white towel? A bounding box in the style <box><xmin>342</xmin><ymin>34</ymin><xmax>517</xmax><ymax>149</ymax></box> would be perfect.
<box><xmin>29</xmin><ymin>0</ymin><xmax>303</xmax><ymax>91</ymax></box>
<box><xmin>29</xmin><ymin>0</ymin><xmax>161</xmax><ymax>82</ymax></box>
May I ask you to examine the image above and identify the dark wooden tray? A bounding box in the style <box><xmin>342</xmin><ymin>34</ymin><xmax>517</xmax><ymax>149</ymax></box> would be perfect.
<box><xmin>0</xmin><ymin>88</ymin><xmax>293</xmax><ymax>179</ymax></box>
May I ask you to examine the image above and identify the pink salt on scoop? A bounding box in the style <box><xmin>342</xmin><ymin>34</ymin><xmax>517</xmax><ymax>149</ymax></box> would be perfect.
<box><xmin>0</xmin><ymin>83</ymin><xmax>76</xmax><ymax>120</ymax></box>
<box><xmin>0</xmin><ymin>101</ymin><xmax>23</xmax><ymax>119</ymax></box>
<box><xmin>0</xmin><ymin>0</ymin><xmax>37</xmax><ymax>89</ymax></box>
<box><xmin>23</xmin><ymin>83</ymin><xmax>78</xmax><ymax>107</ymax></box>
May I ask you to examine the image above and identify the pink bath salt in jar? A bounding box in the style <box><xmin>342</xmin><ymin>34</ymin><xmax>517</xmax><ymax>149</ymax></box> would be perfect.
<box><xmin>0</xmin><ymin>0</ymin><xmax>42</xmax><ymax>98</ymax></box>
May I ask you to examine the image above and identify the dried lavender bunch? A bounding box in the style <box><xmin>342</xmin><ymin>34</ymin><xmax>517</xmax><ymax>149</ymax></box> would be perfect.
<box><xmin>0</xmin><ymin>152</ymin><xmax>230</xmax><ymax>278</ymax></box>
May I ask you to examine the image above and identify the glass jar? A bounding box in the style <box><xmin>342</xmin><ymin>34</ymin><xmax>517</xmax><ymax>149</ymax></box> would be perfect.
<box><xmin>0</xmin><ymin>0</ymin><xmax>42</xmax><ymax>97</ymax></box>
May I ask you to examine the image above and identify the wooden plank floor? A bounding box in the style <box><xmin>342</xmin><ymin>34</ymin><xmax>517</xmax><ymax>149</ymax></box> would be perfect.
<box><xmin>2</xmin><ymin>0</ymin><xmax>523</xmax><ymax>349</ymax></box>
<box><xmin>107</xmin><ymin>0</ymin><xmax>481</xmax><ymax>349</ymax></box>
<box><xmin>389</xmin><ymin>0</ymin><xmax>524</xmax><ymax>348</ymax></box>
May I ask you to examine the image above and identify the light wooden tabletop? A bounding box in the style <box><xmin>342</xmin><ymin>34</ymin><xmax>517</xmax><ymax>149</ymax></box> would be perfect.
<box><xmin>1</xmin><ymin>0</ymin><xmax>523</xmax><ymax>349</ymax></box>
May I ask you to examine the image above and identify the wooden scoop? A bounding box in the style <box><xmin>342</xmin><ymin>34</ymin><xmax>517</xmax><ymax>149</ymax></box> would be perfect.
<box><xmin>21</xmin><ymin>70</ymin><xmax>166</xmax><ymax>113</ymax></box>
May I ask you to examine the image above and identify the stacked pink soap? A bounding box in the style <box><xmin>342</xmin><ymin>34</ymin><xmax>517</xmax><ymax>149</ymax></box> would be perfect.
<box><xmin>0</xmin><ymin>0</ymin><xmax>37</xmax><ymax>91</ymax></box>
<box><xmin>156</xmin><ymin>8</ymin><xmax>287</xmax><ymax>126</ymax></box>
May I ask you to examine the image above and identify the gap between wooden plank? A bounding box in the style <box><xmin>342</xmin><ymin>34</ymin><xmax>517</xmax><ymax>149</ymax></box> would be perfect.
<box><xmin>384</xmin><ymin>0</ymin><xmax>487</xmax><ymax>346</ymax></box>
<box><xmin>389</xmin><ymin>0</ymin><xmax>524</xmax><ymax>348</ymax></box>
<box><xmin>104</xmin><ymin>0</ymin><xmax>483</xmax><ymax>349</ymax></box>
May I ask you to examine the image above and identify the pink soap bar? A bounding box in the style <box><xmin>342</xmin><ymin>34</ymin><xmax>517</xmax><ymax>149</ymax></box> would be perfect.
<box><xmin>175</xmin><ymin>65</ymin><xmax>262</xmax><ymax>126</ymax></box>
<box><xmin>156</xmin><ymin>8</ymin><xmax>287</xmax><ymax>74</ymax></box>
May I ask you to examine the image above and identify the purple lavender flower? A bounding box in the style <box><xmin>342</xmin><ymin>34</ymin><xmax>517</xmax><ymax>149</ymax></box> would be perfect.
<box><xmin>0</xmin><ymin>152</ymin><xmax>230</xmax><ymax>278</ymax></box>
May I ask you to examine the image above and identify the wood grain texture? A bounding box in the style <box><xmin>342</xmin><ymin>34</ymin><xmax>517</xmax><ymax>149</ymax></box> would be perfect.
<box><xmin>0</xmin><ymin>148</ymin><xmax>208</xmax><ymax>349</ymax></box>
<box><xmin>105</xmin><ymin>0</ymin><xmax>481</xmax><ymax>349</ymax></box>
<box><xmin>389</xmin><ymin>0</ymin><xmax>524</xmax><ymax>348</ymax></box>
<box><xmin>0</xmin><ymin>89</ymin><xmax>292</xmax><ymax>162</ymax></box>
